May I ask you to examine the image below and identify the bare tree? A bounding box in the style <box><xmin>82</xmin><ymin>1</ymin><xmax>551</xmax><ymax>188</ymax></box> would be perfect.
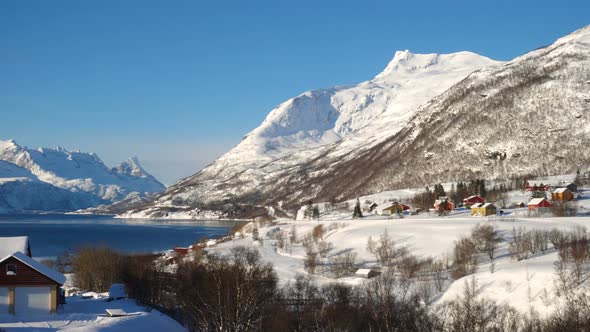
<box><xmin>176</xmin><ymin>246</ymin><xmax>277</xmax><ymax>332</ymax></box>
<box><xmin>471</xmin><ymin>224</ymin><xmax>501</xmax><ymax>260</ymax></box>
<box><xmin>317</xmin><ymin>240</ymin><xmax>334</xmax><ymax>259</ymax></box>
<box><xmin>367</xmin><ymin>230</ymin><xmax>407</xmax><ymax>267</ymax></box>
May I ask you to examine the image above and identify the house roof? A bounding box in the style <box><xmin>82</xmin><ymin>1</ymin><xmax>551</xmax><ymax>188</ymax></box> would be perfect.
<box><xmin>482</xmin><ymin>203</ymin><xmax>495</xmax><ymax>208</ymax></box>
<box><xmin>470</xmin><ymin>203</ymin><xmax>483</xmax><ymax>208</ymax></box>
<box><xmin>465</xmin><ymin>195</ymin><xmax>483</xmax><ymax>200</ymax></box>
<box><xmin>0</xmin><ymin>236</ymin><xmax>29</xmax><ymax>258</ymax></box>
<box><xmin>528</xmin><ymin>198</ymin><xmax>547</xmax><ymax>206</ymax></box>
<box><xmin>553</xmin><ymin>188</ymin><xmax>570</xmax><ymax>194</ymax></box>
<box><xmin>0</xmin><ymin>251</ymin><xmax>66</xmax><ymax>285</ymax></box>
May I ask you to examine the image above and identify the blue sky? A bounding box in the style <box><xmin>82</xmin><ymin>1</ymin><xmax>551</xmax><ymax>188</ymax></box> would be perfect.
<box><xmin>0</xmin><ymin>1</ymin><xmax>588</xmax><ymax>185</ymax></box>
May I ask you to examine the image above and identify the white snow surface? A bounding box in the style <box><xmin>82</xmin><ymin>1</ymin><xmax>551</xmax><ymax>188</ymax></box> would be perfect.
<box><xmin>208</xmin><ymin>183</ymin><xmax>590</xmax><ymax>316</ymax></box>
<box><xmin>0</xmin><ymin>296</ymin><xmax>184</xmax><ymax>331</ymax></box>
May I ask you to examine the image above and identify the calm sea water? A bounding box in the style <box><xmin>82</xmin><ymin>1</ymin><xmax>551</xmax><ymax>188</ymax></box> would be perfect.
<box><xmin>0</xmin><ymin>214</ymin><xmax>233</xmax><ymax>259</ymax></box>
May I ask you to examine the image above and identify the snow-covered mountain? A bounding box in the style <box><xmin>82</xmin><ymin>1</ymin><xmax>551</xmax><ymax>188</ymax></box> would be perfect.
<box><xmin>123</xmin><ymin>24</ymin><xmax>590</xmax><ymax>219</ymax></box>
<box><xmin>122</xmin><ymin>48</ymin><xmax>502</xmax><ymax>218</ymax></box>
<box><xmin>0</xmin><ymin>139</ymin><xmax>165</xmax><ymax>213</ymax></box>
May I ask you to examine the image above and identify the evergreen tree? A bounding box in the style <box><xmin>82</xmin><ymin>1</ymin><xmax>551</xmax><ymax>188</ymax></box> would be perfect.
<box><xmin>353</xmin><ymin>198</ymin><xmax>363</xmax><ymax>219</ymax></box>
<box><xmin>478</xmin><ymin>179</ymin><xmax>487</xmax><ymax>198</ymax></box>
<box><xmin>252</xmin><ymin>227</ymin><xmax>259</xmax><ymax>241</ymax></box>
<box><xmin>312</xmin><ymin>205</ymin><xmax>320</xmax><ymax>220</ymax></box>
<box><xmin>574</xmin><ymin>169</ymin><xmax>583</xmax><ymax>187</ymax></box>
<box><xmin>304</xmin><ymin>201</ymin><xmax>314</xmax><ymax>220</ymax></box>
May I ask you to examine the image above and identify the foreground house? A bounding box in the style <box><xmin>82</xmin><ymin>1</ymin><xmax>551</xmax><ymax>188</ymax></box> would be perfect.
<box><xmin>0</xmin><ymin>237</ymin><xmax>65</xmax><ymax>315</ymax></box>
<box><xmin>552</xmin><ymin>188</ymin><xmax>574</xmax><ymax>202</ymax></box>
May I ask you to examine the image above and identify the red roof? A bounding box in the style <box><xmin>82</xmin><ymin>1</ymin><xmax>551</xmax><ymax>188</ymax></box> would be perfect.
<box><xmin>528</xmin><ymin>198</ymin><xmax>552</xmax><ymax>208</ymax></box>
<box><xmin>463</xmin><ymin>195</ymin><xmax>484</xmax><ymax>204</ymax></box>
<box><xmin>174</xmin><ymin>247</ymin><xmax>189</xmax><ymax>255</ymax></box>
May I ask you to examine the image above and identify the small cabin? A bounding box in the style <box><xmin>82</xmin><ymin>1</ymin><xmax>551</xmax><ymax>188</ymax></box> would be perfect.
<box><xmin>552</xmin><ymin>188</ymin><xmax>574</xmax><ymax>202</ymax></box>
<box><xmin>463</xmin><ymin>195</ymin><xmax>484</xmax><ymax>207</ymax></box>
<box><xmin>355</xmin><ymin>268</ymin><xmax>381</xmax><ymax>279</ymax></box>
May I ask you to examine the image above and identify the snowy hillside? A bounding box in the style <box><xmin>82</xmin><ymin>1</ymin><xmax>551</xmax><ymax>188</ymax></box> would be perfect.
<box><xmin>124</xmin><ymin>49</ymin><xmax>502</xmax><ymax>218</ymax></box>
<box><xmin>0</xmin><ymin>139</ymin><xmax>165</xmax><ymax>213</ymax></box>
<box><xmin>314</xmin><ymin>24</ymin><xmax>590</xmax><ymax>201</ymax></box>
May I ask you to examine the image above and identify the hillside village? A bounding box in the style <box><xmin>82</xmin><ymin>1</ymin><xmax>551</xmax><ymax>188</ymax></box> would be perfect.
<box><xmin>3</xmin><ymin>172</ymin><xmax>590</xmax><ymax>330</ymax></box>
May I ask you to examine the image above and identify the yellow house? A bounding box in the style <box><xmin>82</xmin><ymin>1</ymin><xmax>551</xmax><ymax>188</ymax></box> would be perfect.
<box><xmin>471</xmin><ymin>203</ymin><xmax>496</xmax><ymax>217</ymax></box>
<box><xmin>551</xmin><ymin>188</ymin><xmax>574</xmax><ymax>202</ymax></box>
<box><xmin>470</xmin><ymin>203</ymin><xmax>483</xmax><ymax>216</ymax></box>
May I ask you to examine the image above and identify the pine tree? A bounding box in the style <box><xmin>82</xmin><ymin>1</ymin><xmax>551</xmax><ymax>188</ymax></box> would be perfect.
<box><xmin>304</xmin><ymin>201</ymin><xmax>314</xmax><ymax>220</ymax></box>
<box><xmin>353</xmin><ymin>198</ymin><xmax>363</xmax><ymax>219</ymax></box>
<box><xmin>252</xmin><ymin>227</ymin><xmax>259</xmax><ymax>241</ymax></box>
<box><xmin>312</xmin><ymin>205</ymin><xmax>320</xmax><ymax>220</ymax></box>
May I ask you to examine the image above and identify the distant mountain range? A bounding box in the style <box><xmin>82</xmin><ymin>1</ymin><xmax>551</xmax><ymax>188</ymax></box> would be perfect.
<box><xmin>122</xmin><ymin>24</ymin><xmax>590</xmax><ymax>219</ymax></box>
<box><xmin>0</xmin><ymin>139</ymin><xmax>164</xmax><ymax>213</ymax></box>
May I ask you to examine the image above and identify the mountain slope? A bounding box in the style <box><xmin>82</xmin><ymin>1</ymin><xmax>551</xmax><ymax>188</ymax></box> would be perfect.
<box><xmin>123</xmin><ymin>50</ymin><xmax>502</xmax><ymax>218</ymax></box>
<box><xmin>0</xmin><ymin>160</ymin><xmax>100</xmax><ymax>213</ymax></box>
<box><xmin>0</xmin><ymin>139</ymin><xmax>165</xmax><ymax>213</ymax></box>
<box><xmin>310</xmin><ymin>24</ymin><xmax>590</xmax><ymax>201</ymax></box>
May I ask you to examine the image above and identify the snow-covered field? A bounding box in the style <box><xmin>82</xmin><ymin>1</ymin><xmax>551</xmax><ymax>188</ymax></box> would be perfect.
<box><xmin>208</xmin><ymin>185</ymin><xmax>590</xmax><ymax>317</ymax></box>
<box><xmin>0</xmin><ymin>294</ymin><xmax>184</xmax><ymax>332</ymax></box>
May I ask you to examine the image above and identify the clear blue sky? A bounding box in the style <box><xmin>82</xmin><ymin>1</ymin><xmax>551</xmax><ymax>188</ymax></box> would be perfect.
<box><xmin>1</xmin><ymin>1</ymin><xmax>588</xmax><ymax>185</ymax></box>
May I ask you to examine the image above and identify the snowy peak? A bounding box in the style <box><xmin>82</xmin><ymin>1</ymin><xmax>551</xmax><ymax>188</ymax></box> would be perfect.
<box><xmin>554</xmin><ymin>24</ymin><xmax>590</xmax><ymax>45</ymax></box>
<box><xmin>0</xmin><ymin>138</ymin><xmax>165</xmax><ymax>205</ymax></box>
<box><xmin>375</xmin><ymin>50</ymin><xmax>499</xmax><ymax>80</ymax></box>
<box><xmin>113</xmin><ymin>157</ymin><xmax>148</xmax><ymax>177</ymax></box>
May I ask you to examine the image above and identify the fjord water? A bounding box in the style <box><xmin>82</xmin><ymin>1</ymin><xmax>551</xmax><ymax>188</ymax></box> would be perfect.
<box><xmin>0</xmin><ymin>214</ymin><xmax>233</xmax><ymax>259</ymax></box>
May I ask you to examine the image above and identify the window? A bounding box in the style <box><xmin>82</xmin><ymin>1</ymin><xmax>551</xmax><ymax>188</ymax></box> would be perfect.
<box><xmin>6</xmin><ymin>264</ymin><xmax>16</xmax><ymax>276</ymax></box>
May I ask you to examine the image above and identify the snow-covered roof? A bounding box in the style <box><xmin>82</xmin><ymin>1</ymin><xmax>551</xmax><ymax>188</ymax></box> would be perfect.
<box><xmin>465</xmin><ymin>195</ymin><xmax>482</xmax><ymax>200</ymax></box>
<box><xmin>553</xmin><ymin>188</ymin><xmax>570</xmax><ymax>193</ymax></box>
<box><xmin>528</xmin><ymin>198</ymin><xmax>547</xmax><ymax>206</ymax></box>
<box><xmin>355</xmin><ymin>268</ymin><xmax>375</xmax><ymax>275</ymax></box>
<box><xmin>482</xmin><ymin>203</ymin><xmax>495</xmax><ymax>208</ymax></box>
<box><xmin>0</xmin><ymin>236</ymin><xmax>30</xmax><ymax>258</ymax></box>
<box><xmin>0</xmin><ymin>251</ymin><xmax>66</xmax><ymax>285</ymax></box>
<box><xmin>470</xmin><ymin>203</ymin><xmax>483</xmax><ymax>208</ymax></box>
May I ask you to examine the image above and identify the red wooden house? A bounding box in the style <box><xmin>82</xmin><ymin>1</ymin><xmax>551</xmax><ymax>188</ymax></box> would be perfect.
<box><xmin>463</xmin><ymin>195</ymin><xmax>484</xmax><ymax>206</ymax></box>
<box><xmin>528</xmin><ymin>198</ymin><xmax>552</xmax><ymax>214</ymax></box>
<box><xmin>173</xmin><ymin>247</ymin><xmax>189</xmax><ymax>256</ymax></box>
